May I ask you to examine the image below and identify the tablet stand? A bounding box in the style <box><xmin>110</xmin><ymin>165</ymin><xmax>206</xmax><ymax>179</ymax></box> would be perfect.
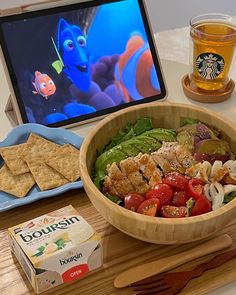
<box><xmin>5</xmin><ymin>95</ymin><xmax>19</xmax><ymax>127</ymax></box>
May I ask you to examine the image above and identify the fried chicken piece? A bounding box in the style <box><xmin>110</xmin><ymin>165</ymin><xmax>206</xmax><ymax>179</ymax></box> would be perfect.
<box><xmin>151</xmin><ymin>153</ymin><xmax>172</xmax><ymax>175</ymax></box>
<box><xmin>103</xmin><ymin>175</ymin><xmax>119</xmax><ymax>196</ymax></box>
<box><xmin>107</xmin><ymin>162</ymin><xmax>124</xmax><ymax>180</ymax></box>
<box><xmin>154</xmin><ymin>142</ymin><xmax>184</xmax><ymax>172</ymax></box>
<box><xmin>211</xmin><ymin>166</ymin><xmax>228</xmax><ymax>183</ymax></box>
<box><xmin>119</xmin><ymin>157</ymin><xmax>140</xmax><ymax>174</ymax></box>
<box><xmin>112</xmin><ymin>178</ymin><xmax>135</xmax><ymax>196</ymax></box>
<box><xmin>153</xmin><ymin>142</ymin><xmax>195</xmax><ymax>174</ymax></box>
<box><xmin>175</xmin><ymin>145</ymin><xmax>195</xmax><ymax>169</ymax></box>
<box><xmin>120</xmin><ymin>158</ymin><xmax>150</xmax><ymax>193</ymax></box>
<box><xmin>104</xmin><ymin>162</ymin><xmax>135</xmax><ymax>197</ymax></box>
<box><xmin>136</xmin><ymin>154</ymin><xmax>162</xmax><ymax>187</ymax></box>
<box><xmin>102</xmin><ymin>142</ymin><xmax>195</xmax><ymax>197</ymax></box>
<box><xmin>185</xmin><ymin>162</ymin><xmax>202</xmax><ymax>178</ymax></box>
<box><xmin>128</xmin><ymin>172</ymin><xmax>150</xmax><ymax>193</ymax></box>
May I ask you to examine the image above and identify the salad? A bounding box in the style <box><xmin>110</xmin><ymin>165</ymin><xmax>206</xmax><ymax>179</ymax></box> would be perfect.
<box><xmin>93</xmin><ymin>117</ymin><xmax>236</xmax><ymax>218</ymax></box>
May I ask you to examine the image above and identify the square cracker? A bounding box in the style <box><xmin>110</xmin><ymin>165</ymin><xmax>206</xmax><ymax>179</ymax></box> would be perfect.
<box><xmin>0</xmin><ymin>143</ymin><xmax>30</xmax><ymax>175</ymax></box>
<box><xmin>22</xmin><ymin>133</ymin><xmax>60</xmax><ymax>161</ymax></box>
<box><xmin>0</xmin><ymin>164</ymin><xmax>35</xmax><ymax>198</ymax></box>
<box><xmin>47</xmin><ymin>144</ymin><xmax>80</xmax><ymax>182</ymax></box>
<box><xmin>26</xmin><ymin>158</ymin><xmax>69</xmax><ymax>191</ymax></box>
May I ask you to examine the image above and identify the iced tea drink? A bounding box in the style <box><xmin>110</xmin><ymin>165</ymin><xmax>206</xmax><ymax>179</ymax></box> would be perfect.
<box><xmin>189</xmin><ymin>14</ymin><xmax>236</xmax><ymax>92</ymax></box>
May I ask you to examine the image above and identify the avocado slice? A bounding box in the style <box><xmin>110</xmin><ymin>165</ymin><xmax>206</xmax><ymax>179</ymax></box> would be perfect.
<box><xmin>143</xmin><ymin>128</ymin><xmax>176</xmax><ymax>142</ymax></box>
<box><xmin>130</xmin><ymin>135</ymin><xmax>161</xmax><ymax>153</ymax></box>
<box><xmin>94</xmin><ymin>148</ymin><xmax>127</xmax><ymax>181</ymax></box>
<box><xmin>117</xmin><ymin>142</ymin><xmax>141</xmax><ymax>157</ymax></box>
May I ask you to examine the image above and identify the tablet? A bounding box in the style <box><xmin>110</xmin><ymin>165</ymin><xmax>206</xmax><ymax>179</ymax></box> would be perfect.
<box><xmin>0</xmin><ymin>0</ymin><xmax>167</xmax><ymax>128</ymax></box>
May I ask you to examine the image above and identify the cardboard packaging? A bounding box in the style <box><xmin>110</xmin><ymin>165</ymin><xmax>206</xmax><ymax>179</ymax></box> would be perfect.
<box><xmin>8</xmin><ymin>205</ymin><xmax>103</xmax><ymax>293</ymax></box>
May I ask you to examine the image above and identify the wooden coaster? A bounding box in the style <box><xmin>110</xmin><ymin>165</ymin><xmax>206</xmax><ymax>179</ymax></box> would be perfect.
<box><xmin>182</xmin><ymin>74</ymin><xmax>235</xmax><ymax>103</ymax></box>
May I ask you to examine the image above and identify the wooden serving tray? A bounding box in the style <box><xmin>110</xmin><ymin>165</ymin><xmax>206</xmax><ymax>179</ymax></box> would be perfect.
<box><xmin>1</xmin><ymin>189</ymin><xmax>236</xmax><ymax>295</ymax></box>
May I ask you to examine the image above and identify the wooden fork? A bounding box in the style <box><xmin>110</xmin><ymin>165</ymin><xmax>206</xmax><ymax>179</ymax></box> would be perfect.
<box><xmin>131</xmin><ymin>247</ymin><xmax>236</xmax><ymax>295</ymax></box>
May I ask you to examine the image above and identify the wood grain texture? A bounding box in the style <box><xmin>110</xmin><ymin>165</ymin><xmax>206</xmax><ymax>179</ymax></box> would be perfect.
<box><xmin>114</xmin><ymin>234</ymin><xmax>233</xmax><ymax>288</ymax></box>
<box><xmin>80</xmin><ymin>102</ymin><xmax>236</xmax><ymax>244</ymax></box>
<box><xmin>1</xmin><ymin>190</ymin><xmax>236</xmax><ymax>295</ymax></box>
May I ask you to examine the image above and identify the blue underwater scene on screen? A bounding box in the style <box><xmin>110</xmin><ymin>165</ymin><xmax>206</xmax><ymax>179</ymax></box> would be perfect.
<box><xmin>1</xmin><ymin>0</ymin><xmax>161</xmax><ymax>125</ymax></box>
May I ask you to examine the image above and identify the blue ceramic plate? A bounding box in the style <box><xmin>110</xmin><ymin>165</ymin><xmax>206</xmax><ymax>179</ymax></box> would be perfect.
<box><xmin>0</xmin><ymin>123</ymin><xmax>83</xmax><ymax>212</ymax></box>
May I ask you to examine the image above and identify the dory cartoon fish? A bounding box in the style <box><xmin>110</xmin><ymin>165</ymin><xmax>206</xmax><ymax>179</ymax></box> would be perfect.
<box><xmin>52</xmin><ymin>18</ymin><xmax>90</xmax><ymax>92</ymax></box>
<box><xmin>114</xmin><ymin>34</ymin><xmax>161</xmax><ymax>102</ymax></box>
<box><xmin>32</xmin><ymin>71</ymin><xmax>56</xmax><ymax>100</ymax></box>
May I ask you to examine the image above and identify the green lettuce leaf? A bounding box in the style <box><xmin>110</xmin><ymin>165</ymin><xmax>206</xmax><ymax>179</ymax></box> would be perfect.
<box><xmin>105</xmin><ymin>194</ymin><xmax>122</xmax><ymax>205</ymax></box>
<box><xmin>180</xmin><ymin>117</ymin><xmax>200</xmax><ymax>127</ymax></box>
<box><xmin>103</xmin><ymin>117</ymin><xmax>153</xmax><ymax>152</ymax></box>
<box><xmin>224</xmin><ymin>191</ymin><xmax>236</xmax><ymax>204</ymax></box>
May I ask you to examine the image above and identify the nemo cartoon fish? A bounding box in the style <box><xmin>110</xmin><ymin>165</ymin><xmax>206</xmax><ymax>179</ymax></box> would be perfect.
<box><xmin>114</xmin><ymin>34</ymin><xmax>161</xmax><ymax>102</ymax></box>
<box><xmin>32</xmin><ymin>71</ymin><xmax>56</xmax><ymax>99</ymax></box>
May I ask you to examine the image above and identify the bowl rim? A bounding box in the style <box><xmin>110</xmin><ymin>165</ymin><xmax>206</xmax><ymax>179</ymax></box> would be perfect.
<box><xmin>80</xmin><ymin>101</ymin><xmax>236</xmax><ymax>224</ymax></box>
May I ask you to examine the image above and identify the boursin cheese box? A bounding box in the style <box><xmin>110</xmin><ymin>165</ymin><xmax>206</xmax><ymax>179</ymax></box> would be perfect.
<box><xmin>8</xmin><ymin>205</ymin><xmax>102</xmax><ymax>294</ymax></box>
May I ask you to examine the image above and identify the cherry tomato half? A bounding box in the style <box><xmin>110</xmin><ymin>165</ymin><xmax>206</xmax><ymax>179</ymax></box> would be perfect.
<box><xmin>172</xmin><ymin>191</ymin><xmax>189</xmax><ymax>207</ymax></box>
<box><xmin>124</xmin><ymin>193</ymin><xmax>145</xmax><ymax>212</ymax></box>
<box><xmin>191</xmin><ymin>195</ymin><xmax>212</xmax><ymax>216</ymax></box>
<box><xmin>163</xmin><ymin>172</ymin><xmax>188</xmax><ymax>191</ymax></box>
<box><xmin>146</xmin><ymin>184</ymin><xmax>173</xmax><ymax>206</ymax></box>
<box><xmin>161</xmin><ymin>205</ymin><xmax>188</xmax><ymax>218</ymax></box>
<box><xmin>187</xmin><ymin>179</ymin><xmax>204</xmax><ymax>200</ymax></box>
<box><xmin>137</xmin><ymin>198</ymin><xmax>161</xmax><ymax>216</ymax></box>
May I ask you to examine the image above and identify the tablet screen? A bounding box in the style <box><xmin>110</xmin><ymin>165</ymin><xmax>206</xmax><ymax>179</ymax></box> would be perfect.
<box><xmin>0</xmin><ymin>0</ymin><xmax>166</xmax><ymax>127</ymax></box>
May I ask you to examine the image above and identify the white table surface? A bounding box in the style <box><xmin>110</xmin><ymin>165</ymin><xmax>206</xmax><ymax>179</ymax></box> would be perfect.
<box><xmin>1</xmin><ymin>7</ymin><xmax>236</xmax><ymax>295</ymax></box>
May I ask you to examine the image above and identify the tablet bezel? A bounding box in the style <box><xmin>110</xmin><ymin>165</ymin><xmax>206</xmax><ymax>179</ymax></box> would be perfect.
<box><xmin>0</xmin><ymin>0</ymin><xmax>167</xmax><ymax>128</ymax></box>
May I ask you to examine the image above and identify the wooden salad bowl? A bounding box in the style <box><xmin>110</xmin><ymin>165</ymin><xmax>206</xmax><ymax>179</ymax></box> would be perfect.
<box><xmin>80</xmin><ymin>102</ymin><xmax>236</xmax><ymax>244</ymax></box>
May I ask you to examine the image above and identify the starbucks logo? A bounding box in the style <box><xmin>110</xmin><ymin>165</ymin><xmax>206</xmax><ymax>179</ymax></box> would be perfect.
<box><xmin>196</xmin><ymin>53</ymin><xmax>224</xmax><ymax>79</ymax></box>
